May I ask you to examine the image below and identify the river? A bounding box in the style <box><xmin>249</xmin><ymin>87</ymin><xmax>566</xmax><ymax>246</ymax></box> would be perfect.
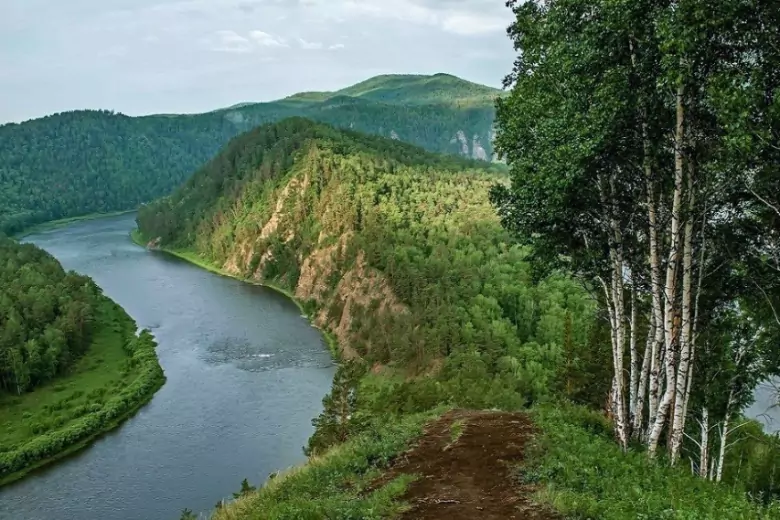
<box><xmin>1</xmin><ymin>213</ymin><xmax>335</xmax><ymax>520</ymax></box>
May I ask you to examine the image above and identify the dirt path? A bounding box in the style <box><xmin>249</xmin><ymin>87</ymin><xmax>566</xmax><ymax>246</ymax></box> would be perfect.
<box><xmin>377</xmin><ymin>409</ymin><xmax>557</xmax><ymax>520</ymax></box>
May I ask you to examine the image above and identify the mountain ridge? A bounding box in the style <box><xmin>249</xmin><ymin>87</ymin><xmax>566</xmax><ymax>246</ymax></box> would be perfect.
<box><xmin>0</xmin><ymin>73</ymin><xmax>501</xmax><ymax>235</ymax></box>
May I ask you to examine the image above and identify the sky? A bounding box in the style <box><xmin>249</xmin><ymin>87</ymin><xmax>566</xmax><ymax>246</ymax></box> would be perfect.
<box><xmin>0</xmin><ymin>0</ymin><xmax>516</xmax><ymax>124</ymax></box>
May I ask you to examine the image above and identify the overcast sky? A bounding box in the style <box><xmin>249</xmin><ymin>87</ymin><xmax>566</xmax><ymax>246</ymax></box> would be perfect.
<box><xmin>0</xmin><ymin>0</ymin><xmax>516</xmax><ymax>124</ymax></box>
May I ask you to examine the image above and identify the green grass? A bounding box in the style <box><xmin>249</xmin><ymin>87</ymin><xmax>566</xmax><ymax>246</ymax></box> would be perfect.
<box><xmin>0</xmin><ymin>300</ymin><xmax>165</xmax><ymax>486</ymax></box>
<box><xmin>211</xmin><ymin>410</ymin><xmax>441</xmax><ymax>520</ymax></box>
<box><xmin>14</xmin><ymin>209</ymin><xmax>136</xmax><ymax>239</ymax></box>
<box><xmin>524</xmin><ymin>404</ymin><xmax>780</xmax><ymax>520</ymax></box>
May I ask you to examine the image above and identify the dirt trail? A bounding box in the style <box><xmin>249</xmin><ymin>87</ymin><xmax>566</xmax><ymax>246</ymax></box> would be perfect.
<box><xmin>377</xmin><ymin>410</ymin><xmax>557</xmax><ymax>520</ymax></box>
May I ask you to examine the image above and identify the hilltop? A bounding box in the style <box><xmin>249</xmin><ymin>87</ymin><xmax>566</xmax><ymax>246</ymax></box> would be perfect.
<box><xmin>0</xmin><ymin>73</ymin><xmax>501</xmax><ymax>235</ymax></box>
<box><xmin>284</xmin><ymin>73</ymin><xmax>502</xmax><ymax>107</ymax></box>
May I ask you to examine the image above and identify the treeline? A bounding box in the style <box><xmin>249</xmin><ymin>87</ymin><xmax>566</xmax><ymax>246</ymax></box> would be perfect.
<box><xmin>0</xmin><ymin>74</ymin><xmax>498</xmax><ymax>235</ymax></box>
<box><xmin>0</xmin><ymin>237</ymin><xmax>100</xmax><ymax>394</ymax></box>
<box><xmin>493</xmin><ymin>0</ymin><xmax>780</xmax><ymax>496</ymax></box>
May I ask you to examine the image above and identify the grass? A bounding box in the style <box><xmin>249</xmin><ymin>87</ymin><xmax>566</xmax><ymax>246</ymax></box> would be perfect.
<box><xmin>14</xmin><ymin>210</ymin><xmax>136</xmax><ymax>239</ymax></box>
<box><xmin>444</xmin><ymin>419</ymin><xmax>466</xmax><ymax>452</ymax></box>
<box><xmin>524</xmin><ymin>403</ymin><xmax>780</xmax><ymax>520</ymax></box>
<box><xmin>0</xmin><ymin>300</ymin><xmax>164</xmax><ymax>486</ymax></box>
<box><xmin>210</xmin><ymin>410</ymin><xmax>441</xmax><ymax>520</ymax></box>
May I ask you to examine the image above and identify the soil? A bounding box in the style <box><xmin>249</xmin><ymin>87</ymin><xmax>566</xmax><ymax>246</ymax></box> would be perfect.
<box><xmin>376</xmin><ymin>410</ymin><xmax>558</xmax><ymax>520</ymax></box>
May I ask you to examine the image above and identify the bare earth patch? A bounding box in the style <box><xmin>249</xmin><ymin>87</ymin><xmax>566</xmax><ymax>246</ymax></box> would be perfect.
<box><xmin>374</xmin><ymin>410</ymin><xmax>558</xmax><ymax>520</ymax></box>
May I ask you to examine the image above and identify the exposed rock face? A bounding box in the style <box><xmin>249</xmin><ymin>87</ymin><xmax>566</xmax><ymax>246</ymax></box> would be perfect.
<box><xmin>472</xmin><ymin>134</ymin><xmax>488</xmax><ymax>161</ymax></box>
<box><xmin>224</xmin><ymin>111</ymin><xmax>245</xmax><ymax>125</ymax></box>
<box><xmin>216</xmin><ymin>167</ymin><xmax>407</xmax><ymax>361</ymax></box>
<box><xmin>390</xmin><ymin>130</ymin><xmax>400</xmax><ymax>140</ymax></box>
<box><xmin>454</xmin><ymin>130</ymin><xmax>470</xmax><ymax>156</ymax></box>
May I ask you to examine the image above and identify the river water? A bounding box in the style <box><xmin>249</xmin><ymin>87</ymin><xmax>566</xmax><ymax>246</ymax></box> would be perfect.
<box><xmin>1</xmin><ymin>213</ymin><xmax>335</xmax><ymax>520</ymax></box>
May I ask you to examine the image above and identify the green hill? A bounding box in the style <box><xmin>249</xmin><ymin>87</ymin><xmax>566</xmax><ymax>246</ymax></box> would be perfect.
<box><xmin>0</xmin><ymin>74</ymin><xmax>501</xmax><ymax>235</ymax></box>
<box><xmin>135</xmin><ymin>119</ymin><xmax>779</xmax><ymax>519</ymax></box>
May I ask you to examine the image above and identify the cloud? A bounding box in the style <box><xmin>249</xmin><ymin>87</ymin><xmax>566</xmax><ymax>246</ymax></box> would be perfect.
<box><xmin>0</xmin><ymin>0</ymin><xmax>515</xmax><ymax>123</ymax></box>
<box><xmin>298</xmin><ymin>38</ymin><xmax>323</xmax><ymax>50</ymax></box>
<box><xmin>338</xmin><ymin>0</ymin><xmax>509</xmax><ymax>36</ymax></box>
<box><xmin>249</xmin><ymin>30</ymin><xmax>287</xmax><ymax>47</ymax></box>
<box><xmin>441</xmin><ymin>13</ymin><xmax>506</xmax><ymax>36</ymax></box>
<box><xmin>209</xmin><ymin>29</ymin><xmax>253</xmax><ymax>53</ymax></box>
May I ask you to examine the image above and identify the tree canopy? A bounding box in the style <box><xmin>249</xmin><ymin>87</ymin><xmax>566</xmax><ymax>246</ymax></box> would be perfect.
<box><xmin>0</xmin><ymin>74</ymin><xmax>500</xmax><ymax>235</ymax></box>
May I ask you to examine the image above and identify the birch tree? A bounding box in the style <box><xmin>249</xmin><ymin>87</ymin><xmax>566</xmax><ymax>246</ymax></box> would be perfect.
<box><xmin>496</xmin><ymin>0</ymin><xmax>780</xmax><ymax>465</ymax></box>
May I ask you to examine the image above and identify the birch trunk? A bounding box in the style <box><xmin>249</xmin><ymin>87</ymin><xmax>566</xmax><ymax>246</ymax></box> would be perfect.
<box><xmin>609</xmin><ymin>249</ymin><xmax>629</xmax><ymax>449</ymax></box>
<box><xmin>633</xmin><ymin>318</ymin><xmax>653</xmax><ymax>437</ymax></box>
<box><xmin>629</xmin><ymin>282</ymin><xmax>639</xmax><ymax>431</ymax></box>
<box><xmin>716</xmin><ymin>414</ymin><xmax>731</xmax><ymax>483</ymax></box>
<box><xmin>699</xmin><ymin>407</ymin><xmax>709</xmax><ymax>478</ymax></box>
<box><xmin>670</xmin><ymin>162</ymin><xmax>696</xmax><ymax>464</ymax></box>
<box><xmin>646</xmin><ymin>143</ymin><xmax>664</xmax><ymax>426</ymax></box>
<box><xmin>648</xmin><ymin>83</ymin><xmax>686</xmax><ymax>457</ymax></box>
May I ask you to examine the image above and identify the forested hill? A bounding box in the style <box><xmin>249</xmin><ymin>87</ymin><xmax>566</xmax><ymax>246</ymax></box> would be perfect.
<box><xmin>138</xmin><ymin>118</ymin><xmax>780</xmax><ymax>518</ymax></box>
<box><xmin>137</xmin><ymin>116</ymin><xmax>595</xmax><ymax>425</ymax></box>
<box><xmin>0</xmin><ymin>73</ymin><xmax>501</xmax><ymax>235</ymax></box>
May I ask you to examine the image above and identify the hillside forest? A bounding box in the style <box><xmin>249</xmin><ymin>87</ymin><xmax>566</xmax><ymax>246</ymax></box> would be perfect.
<box><xmin>0</xmin><ymin>74</ymin><xmax>500</xmax><ymax>236</ymax></box>
<box><xmin>138</xmin><ymin>111</ymin><xmax>779</xmax><ymax>517</ymax></box>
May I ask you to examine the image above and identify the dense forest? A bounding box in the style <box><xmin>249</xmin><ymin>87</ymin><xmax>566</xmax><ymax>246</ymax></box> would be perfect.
<box><xmin>0</xmin><ymin>237</ymin><xmax>99</xmax><ymax>394</ymax></box>
<box><xmin>138</xmin><ymin>117</ymin><xmax>780</xmax><ymax>518</ymax></box>
<box><xmin>0</xmin><ymin>237</ymin><xmax>165</xmax><ymax>484</ymax></box>
<box><xmin>137</xmin><ymin>116</ymin><xmax>598</xmax><ymax>418</ymax></box>
<box><xmin>0</xmin><ymin>74</ymin><xmax>500</xmax><ymax>235</ymax></box>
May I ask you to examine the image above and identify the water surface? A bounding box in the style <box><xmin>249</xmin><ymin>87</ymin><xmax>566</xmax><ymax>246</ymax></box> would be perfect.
<box><xmin>0</xmin><ymin>214</ymin><xmax>334</xmax><ymax>520</ymax></box>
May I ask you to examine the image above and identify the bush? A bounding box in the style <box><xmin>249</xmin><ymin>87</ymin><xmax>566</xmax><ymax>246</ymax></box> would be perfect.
<box><xmin>524</xmin><ymin>404</ymin><xmax>780</xmax><ymax>520</ymax></box>
<box><xmin>0</xmin><ymin>327</ymin><xmax>165</xmax><ymax>480</ymax></box>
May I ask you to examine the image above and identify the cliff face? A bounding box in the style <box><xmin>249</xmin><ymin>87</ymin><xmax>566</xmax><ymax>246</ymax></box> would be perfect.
<box><xmin>137</xmin><ymin>119</ymin><xmax>515</xmax><ymax>366</ymax></box>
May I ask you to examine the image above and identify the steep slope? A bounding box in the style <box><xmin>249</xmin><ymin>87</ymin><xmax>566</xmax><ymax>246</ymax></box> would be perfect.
<box><xmin>137</xmin><ymin>117</ymin><xmax>591</xmax><ymax>406</ymax></box>
<box><xmin>0</xmin><ymin>74</ymin><xmax>500</xmax><ymax>235</ymax></box>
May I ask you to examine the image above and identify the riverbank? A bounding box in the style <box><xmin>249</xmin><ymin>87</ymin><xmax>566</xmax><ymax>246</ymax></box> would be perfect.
<box><xmin>130</xmin><ymin>229</ymin><xmax>340</xmax><ymax>358</ymax></box>
<box><xmin>14</xmin><ymin>210</ymin><xmax>137</xmax><ymax>239</ymax></box>
<box><xmin>0</xmin><ymin>300</ymin><xmax>165</xmax><ymax>487</ymax></box>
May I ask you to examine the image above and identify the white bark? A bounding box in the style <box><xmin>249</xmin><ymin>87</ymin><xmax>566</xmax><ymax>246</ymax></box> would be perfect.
<box><xmin>716</xmin><ymin>413</ymin><xmax>730</xmax><ymax>483</ymax></box>
<box><xmin>633</xmin><ymin>318</ymin><xmax>653</xmax><ymax>437</ymax></box>
<box><xmin>629</xmin><ymin>282</ymin><xmax>639</xmax><ymax>430</ymax></box>
<box><xmin>648</xmin><ymin>83</ymin><xmax>686</xmax><ymax>458</ymax></box>
<box><xmin>699</xmin><ymin>407</ymin><xmax>709</xmax><ymax>478</ymax></box>
<box><xmin>670</xmin><ymin>162</ymin><xmax>696</xmax><ymax>464</ymax></box>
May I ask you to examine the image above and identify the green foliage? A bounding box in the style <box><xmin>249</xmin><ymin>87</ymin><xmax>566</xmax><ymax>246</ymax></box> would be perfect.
<box><xmin>232</xmin><ymin>478</ymin><xmax>257</xmax><ymax>499</ymax></box>
<box><xmin>0</xmin><ymin>272</ymin><xmax>165</xmax><ymax>484</ymax></box>
<box><xmin>0</xmin><ymin>74</ymin><xmax>501</xmax><ymax>235</ymax></box>
<box><xmin>0</xmin><ymin>237</ymin><xmax>101</xmax><ymax>394</ymax></box>
<box><xmin>210</xmin><ymin>411</ymin><xmax>439</xmax><ymax>520</ymax></box>
<box><xmin>526</xmin><ymin>404</ymin><xmax>780</xmax><ymax>519</ymax></box>
<box><xmin>137</xmin><ymin>118</ymin><xmax>593</xmax><ymax>418</ymax></box>
<box><xmin>306</xmin><ymin>361</ymin><xmax>366</xmax><ymax>456</ymax></box>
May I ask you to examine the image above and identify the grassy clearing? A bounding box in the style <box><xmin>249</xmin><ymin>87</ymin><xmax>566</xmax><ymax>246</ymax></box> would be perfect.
<box><xmin>0</xmin><ymin>300</ymin><xmax>164</xmax><ymax>486</ymax></box>
<box><xmin>524</xmin><ymin>404</ymin><xmax>780</xmax><ymax>520</ymax></box>
<box><xmin>210</xmin><ymin>410</ymin><xmax>441</xmax><ymax>520</ymax></box>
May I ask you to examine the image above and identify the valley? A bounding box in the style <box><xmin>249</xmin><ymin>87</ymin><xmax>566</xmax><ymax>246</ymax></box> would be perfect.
<box><xmin>0</xmin><ymin>74</ymin><xmax>501</xmax><ymax>236</ymax></box>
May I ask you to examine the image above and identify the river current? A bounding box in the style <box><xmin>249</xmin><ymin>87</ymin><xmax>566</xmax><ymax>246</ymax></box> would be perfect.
<box><xmin>1</xmin><ymin>213</ymin><xmax>334</xmax><ymax>520</ymax></box>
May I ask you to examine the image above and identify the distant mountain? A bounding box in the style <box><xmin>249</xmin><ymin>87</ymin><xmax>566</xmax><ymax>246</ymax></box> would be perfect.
<box><xmin>0</xmin><ymin>73</ymin><xmax>502</xmax><ymax>235</ymax></box>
